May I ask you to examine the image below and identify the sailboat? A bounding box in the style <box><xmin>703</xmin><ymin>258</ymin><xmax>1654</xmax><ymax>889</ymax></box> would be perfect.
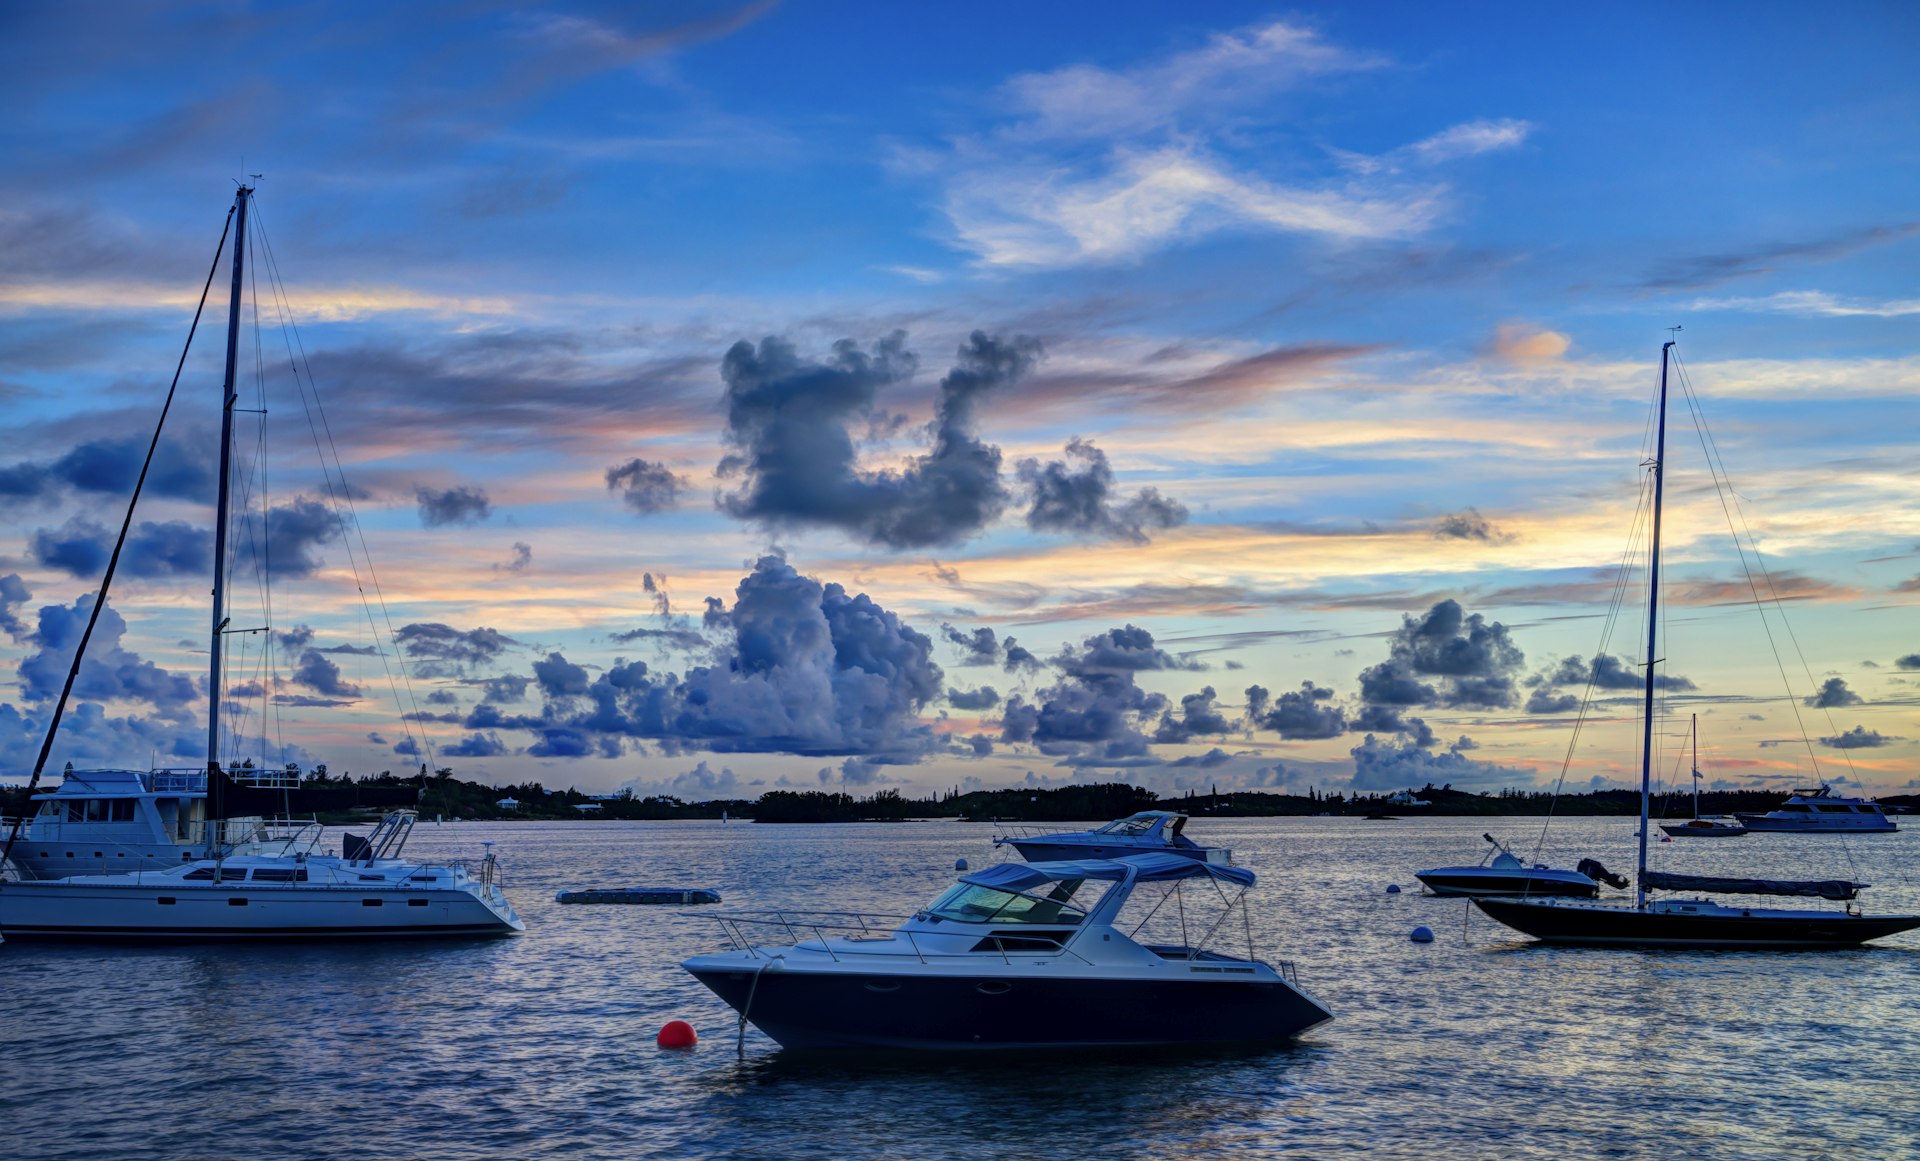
<box><xmin>1659</xmin><ymin>715</ymin><xmax>1747</xmax><ymax>838</ymax></box>
<box><xmin>1474</xmin><ymin>342</ymin><xmax>1920</xmax><ymax>949</ymax></box>
<box><xmin>0</xmin><ymin>186</ymin><xmax>523</xmax><ymax>940</ymax></box>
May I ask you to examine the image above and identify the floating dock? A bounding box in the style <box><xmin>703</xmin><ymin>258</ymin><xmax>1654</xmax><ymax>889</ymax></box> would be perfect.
<box><xmin>554</xmin><ymin>887</ymin><xmax>723</xmax><ymax>905</ymax></box>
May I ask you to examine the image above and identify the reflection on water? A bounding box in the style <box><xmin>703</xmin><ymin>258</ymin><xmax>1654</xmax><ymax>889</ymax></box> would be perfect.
<box><xmin>4</xmin><ymin>817</ymin><xmax>1917</xmax><ymax>1159</ymax></box>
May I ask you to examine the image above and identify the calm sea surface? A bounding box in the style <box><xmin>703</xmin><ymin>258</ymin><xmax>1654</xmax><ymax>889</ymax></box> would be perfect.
<box><xmin>4</xmin><ymin>816</ymin><xmax>1918</xmax><ymax>1160</ymax></box>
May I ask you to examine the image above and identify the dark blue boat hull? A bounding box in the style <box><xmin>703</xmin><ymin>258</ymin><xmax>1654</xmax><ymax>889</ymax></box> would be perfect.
<box><xmin>1474</xmin><ymin>898</ymin><xmax>1920</xmax><ymax>948</ymax></box>
<box><xmin>685</xmin><ymin>966</ymin><xmax>1332</xmax><ymax>1050</ymax></box>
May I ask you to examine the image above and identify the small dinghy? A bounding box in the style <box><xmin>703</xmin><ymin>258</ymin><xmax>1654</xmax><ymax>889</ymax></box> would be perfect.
<box><xmin>555</xmin><ymin>887</ymin><xmax>722</xmax><ymax>905</ymax></box>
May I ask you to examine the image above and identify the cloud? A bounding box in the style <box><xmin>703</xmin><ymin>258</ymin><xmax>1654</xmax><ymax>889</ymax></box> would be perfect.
<box><xmin>1018</xmin><ymin>437</ymin><xmax>1187</xmax><ymax>544</ymax></box>
<box><xmin>1152</xmin><ymin>686</ymin><xmax>1233</xmax><ymax>743</ymax></box>
<box><xmin>1432</xmin><ymin>508</ymin><xmax>1512</xmax><ymax>543</ymax></box>
<box><xmin>1820</xmin><ymin>726</ymin><xmax>1895</xmax><ymax>749</ymax></box>
<box><xmin>1897</xmin><ymin>654</ymin><xmax>1920</xmax><ymax>670</ymax></box>
<box><xmin>616</xmin><ymin>759</ymin><xmax>744</xmax><ymax>799</ymax></box>
<box><xmin>1246</xmin><ymin>681</ymin><xmax>1348</xmax><ymax>740</ymax></box>
<box><xmin>942</xmin><ymin>624</ymin><xmax>1003</xmax><ymax>666</ymax></box>
<box><xmin>606</xmin><ymin>458</ymin><xmax>686</xmax><ymax>514</ymax></box>
<box><xmin>1491</xmin><ymin>323</ymin><xmax>1570</xmax><ymax>363</ymax></box>
<box><xmin>459</xmin><ymin>556</ymin><xmax>945</xmax><ymax>760</ymax></box>
<box><xmin>1804</xmin><ymin>677</ymin><xmax>1862</xmax><ymax>709</ymax></box>
<box><xmin>717</xmin><ymin>331</ymin><xmax>1040</xmax><ymax>548</ymax></box>
<box><xmin>234</xmin><ymin>497</ymin><xmax>342</xmax><ymax>580</ymax></box>
<box><xmin>1638</xmin><ymin>222</ymin><xmax>1920</xmax><ymax>291</ymax></box>
<box><xmin>395</xmin><ymin>623</ymin><xmax>521</xmax><ymax>677</ymax></box>
<box><xmin>0</xmin><ymin>574</ymin><xmax>31</xmax><ymax>639</ymax></box>
<box><xmin>443</xmin><ymin>732</ymin><xmax>509</xmax><ymax>759</ymax></box>
<box><xmin>0</xmin><ymin>432</ymin><xmax>214</xmax><ymax>509</ymax></box>
<box><xmin>29</xmin><ymin>517</ymin><xmax>211</xmax><ymax>579</ymax></box>
<box><xmin>998</xmin><ymin>623</ymin><xmax>1209</xmax><ymax>762</ymax></box>
<box><xmin>1358</xmin><ymin>598</ymin><xmax>1525</xmax><ymax>714</ymax></box>
<box><xmin>1404</xmin><ymin>118</ymin><xmax>1533</xmax><ymax>165</ymax></box>
<box><xmin>1350</xmin><ymin>734</ymin><xmax>1531</xmax><ymax>791</ymax></box>
<box><xmin>415</xmin><ymin>485</ymin><xmax>492</xmax><ymax>527</ymax></box>
<box><xmin>948</xmin><ymin>685</ymin><xmax>1000</xmax><ymax>711</ymax></box>
<box><xmin>496</xmin><ymin>541</ymin><xmax>533</xmax><ymax>574</ymax></box>
<box><xmin>1683</xmin><ymin>290</ymin><xmax>1920</xmax><ymax>318</ymax></box>
<box><xmin>290</xmin><ymin>649</ymin><xmax>362</xmax><ymax>699</ymax></box>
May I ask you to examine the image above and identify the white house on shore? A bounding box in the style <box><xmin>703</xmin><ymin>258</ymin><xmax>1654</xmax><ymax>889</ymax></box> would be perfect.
<box><xmin>496</xmin><ymin>797</ymin><xmax>520</xmax><ymax>811</ymax></box>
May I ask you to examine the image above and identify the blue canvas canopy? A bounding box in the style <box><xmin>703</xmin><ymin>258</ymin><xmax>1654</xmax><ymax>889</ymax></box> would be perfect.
<box><xmin>962</xmin><ymin>852</ymin><xmax>1255</xmax><ymax>892</ymax></box>
<box><xmin>1642</xmin><ymin>872</ymin><xmax>1864</xmax><ymax>901</ymax></box>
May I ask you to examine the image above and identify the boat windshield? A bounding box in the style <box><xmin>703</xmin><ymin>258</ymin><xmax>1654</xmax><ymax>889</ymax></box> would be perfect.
<box><xmin>923</xmin><ymin>883</ymin><xmax>1089</xmax><ymax>926</ymax></box>
<box><xmin>1094</xmin><ymin>815</ymin><xmax>1163</xmax><ymax>837</ymax></box>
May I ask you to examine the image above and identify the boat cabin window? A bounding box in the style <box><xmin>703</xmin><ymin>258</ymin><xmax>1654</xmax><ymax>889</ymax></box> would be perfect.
<box><xmin>924</xmin><ymin>883</ymin><xmax>1089</xmax><ymax>926</ymax></box>
<box><xmin>1095</xmin><ymin>815</ymin><xmax>1163</xmax><ymax>837</ymax></box>
<box><xmin>63</xmin><ymin>799</ymin><xmax>137</xmax><ymax>822</ymax></box>
<box><xmin>1813</xmin><ymin>805</ymin><xmax>1848</xmax><ymax>813</ymax></box>
<box><xmin>249</xmin><ymin>867</ymin><xmax>307</xmax><ymax>882</ymax></box>
<box><xmin>1781</xmin><ymin>804</ymin><xmax>1811</xmax><ymax>812</ymax></box>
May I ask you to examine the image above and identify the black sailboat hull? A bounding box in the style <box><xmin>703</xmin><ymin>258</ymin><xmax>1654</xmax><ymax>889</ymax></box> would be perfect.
<box><xmin>1474</xmin><ymin>898</ymin><xmax>1920</xmax><ymax>948</ymax></box>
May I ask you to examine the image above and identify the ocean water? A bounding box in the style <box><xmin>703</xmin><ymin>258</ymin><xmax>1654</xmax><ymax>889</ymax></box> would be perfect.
<box><xmin>4</xmin><ymin>816</ymin><xmax>1917</xmax><ymax>1160</ymax></box>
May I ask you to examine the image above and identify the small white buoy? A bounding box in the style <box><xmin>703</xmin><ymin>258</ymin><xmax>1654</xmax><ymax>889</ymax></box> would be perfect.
<box><xmin>955</xmin><ymin>857</ymin><xmax>969</xmax><ymax>871</ymax></box>
<box><xmin>1410</xmin><ymin>925</ymin><xmax>1434</xmax><ymax>943</ymax></box>
<box><xmin>1385</xmin><ymin>884</ymin><xmax>1401</xmax><ymax>894</ymax></box>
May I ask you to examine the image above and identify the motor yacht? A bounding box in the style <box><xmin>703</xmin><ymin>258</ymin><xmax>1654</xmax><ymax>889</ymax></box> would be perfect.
<box><xmin>681</xmin><ymin>852</ymin><xmax>1331</xmax><ymax>1050</ymax></box>
<box><xmin>992</xmin><ymin>810</ymin><xmax>1230</xmax><ymax>864</ymax></box>
<box><xmin>6</xmin><ymin>767</ymin><xmax>304</xmax><ymax>879</ymax></box>
<box><xmin>1733</xmin><ymin>787</ymin><xmax>1898</xmax><ymax>833</ymax></box>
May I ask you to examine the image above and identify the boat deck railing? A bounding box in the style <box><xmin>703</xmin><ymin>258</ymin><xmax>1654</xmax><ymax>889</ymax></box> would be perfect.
<box><xmin>703</xmin><ymin>910</ymin><xmax>1099</xmax><ymax>966</ymax></box>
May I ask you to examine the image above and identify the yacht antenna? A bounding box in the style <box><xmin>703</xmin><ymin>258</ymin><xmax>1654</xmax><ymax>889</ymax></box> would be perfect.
<box><xmin>1636</xmin><ymin>339</ymin><xmax>1675</xmax><ymax>909</ymax></box>
<box><xmin>206</xmin><ymin>184</ymin><xmax>252</xmax><ymax>878</ymax></box>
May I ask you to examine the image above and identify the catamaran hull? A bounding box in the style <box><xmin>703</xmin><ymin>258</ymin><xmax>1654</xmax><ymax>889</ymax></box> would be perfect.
<box><xmin>0</xmin><ymin>882</ymin><xmax>523</xmax><ymax>940</ymax></box>
<box><xmin>1473</xmin><ymin>898</ymin><xmax>1920</xmax><ymax>948</ymax></box>
<box><xmin>685</xmin><ymin>965</ymin><xmax>1332</xmax><ymax>1050</ymax></box>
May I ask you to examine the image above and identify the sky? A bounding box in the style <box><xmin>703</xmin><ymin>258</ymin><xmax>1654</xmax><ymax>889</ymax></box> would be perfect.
<box><xmin>2</xmin><ymin>1</ymin><xmax>1918</xmax><ymax>801</ymax></box>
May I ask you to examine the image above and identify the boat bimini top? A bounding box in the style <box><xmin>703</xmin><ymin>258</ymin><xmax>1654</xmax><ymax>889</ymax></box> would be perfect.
<box><xmin>961</xmin><ymin>852</ymin><xmax>1254</xmax><ymax>893</ymax></box>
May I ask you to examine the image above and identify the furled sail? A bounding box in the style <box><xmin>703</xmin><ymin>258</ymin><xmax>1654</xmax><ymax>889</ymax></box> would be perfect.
<box><xmin>1641</xmin><ymin>872</ymin><xmax>1864</xmax><ymax>901</ymax></box>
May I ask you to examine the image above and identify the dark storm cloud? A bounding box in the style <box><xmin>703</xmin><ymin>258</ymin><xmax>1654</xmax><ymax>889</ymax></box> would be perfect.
<box><xmin>1246</xmin><ymin>681</ymin><xmax>1348</xmax><ymax>740</ymax></box>
<box><xmin>942</xmin><ymin>623</ymin><xmax>1002</xmax><ymax>666</ymax></box>
<box><xmin>1017</xmin><ymin>438</ymin><xmax>1187</xmax><ymax>544</ymax></box>
<box><xmin>1804</xmin><ymin>677</ymin><xmax>1863</xmax><ymax>709</ymax></box>
<box><xmin>948</xmin><ymin>686</ymin><xmax>1000</xmax><ymax>711</ymax></box>
<box><xmin>606</xmin><ymin>458</ymin><xmax>686</xmax><ymax>514</ymax></box>
<box><xmin>444</xmin><ymin>732</ymin><xmax>510</xmax><ymax>758</ymax></box>
<box><xmin>1819</xmin><ymin>726</ymin><xmax>1895</xmax><ymax>749</ymax></box>
<box><xmin>716</xmin><ymin>330</ymin><xmax>1041</xmax><ymax>548</ymax></box>
<box><xmin>0</xmin><ymin>574</ymin><xmax>31</xmax><ymax>639</ymax></box>
<box><xmin>0</xmin><ymin>432</ymin><xmax>215</xmax><ymax>509</ymax></box>
<box><xmin>1638</xmin><ymin>222</ymin><xmax>1920</xmax><ymax>291</ymax></box>
<box><xmin>1357</xmin><ymin>599</ymin><xmax>1525</xmax><ymax>714</ymax></box>
<box><xmin>1432</xmin><ymin>508</ymin><xmax>1510</xmax><ymax>543</ymax></box>
<box><xmin>1152</xmin><ymin>686</ymin><xmax>1233</xmax><ymax>744</ymax></box>
<box><xmin>291</xmin><ymin>650</ymin><xmax>362</xmax><ymax>699</ymax></box>
<box><xmin>395</xmin><ymin>623</ymin><xmax>522</xmax><ymax>677</ymax></box>
<box><xmin>415</xmin><ymin>484</ymin><xmax>492</xmax><ymax>527</ymax></box>
<box><xmin>29</xmin><ymin>517</ymin><xmax>212</xmax><ymax>579</ymax></box>
<box><xmin>997</xmin><ymin>624</ymin><xmax>1198</xmax><ymax>762</ymax></box>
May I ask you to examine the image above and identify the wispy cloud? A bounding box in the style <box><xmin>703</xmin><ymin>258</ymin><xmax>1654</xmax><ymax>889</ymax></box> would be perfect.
<box><xmin>926</xmin><ymin>19</ymin><xmax>1523</xmax><ymax>269</ymax></box>
<box><xmin>1638</xmin><ymin>222</ymin><xmax>1920</xmax><ymax>291</ymax></box>
<box><xmin>1683</xmin><ymin>290</ymin><xmax>1920</xmax><ymax>319</ymax></box>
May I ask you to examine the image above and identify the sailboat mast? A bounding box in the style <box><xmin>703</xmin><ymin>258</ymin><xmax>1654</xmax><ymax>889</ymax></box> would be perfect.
<box><xmin>1636</xmin><ymin>340</ymin><xmax>1675</xmax><ymax>908</ymax></box>
<box><xmin>1691</xmin><ymin>713</ymin><xmax>1700</xmax><ymax>819</ymax></box>
<box><xmin>206</xmin><ymin>185</ymin><xmax>251</xmax><ymax>851</ymax></box>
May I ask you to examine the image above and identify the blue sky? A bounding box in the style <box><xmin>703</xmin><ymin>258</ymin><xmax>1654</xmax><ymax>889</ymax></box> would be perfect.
<box><xmin>3</xmin><ymin>2</ymin><xmax>1918</xmax><ymax>799</ymax></box>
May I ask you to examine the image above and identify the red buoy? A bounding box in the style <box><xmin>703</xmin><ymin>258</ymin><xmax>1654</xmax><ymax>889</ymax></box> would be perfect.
<box><xmin>657</xmin><ymin>1020</ymin><xmax>698</xmax><ymax>1049</ymax></box>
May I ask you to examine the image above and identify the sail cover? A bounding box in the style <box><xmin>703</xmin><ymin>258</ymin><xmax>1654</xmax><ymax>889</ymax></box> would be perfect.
<box><xmin>1642</xmin><ymin>872</ymin><xmax>1864</xmax><ymax>900</ymax></box>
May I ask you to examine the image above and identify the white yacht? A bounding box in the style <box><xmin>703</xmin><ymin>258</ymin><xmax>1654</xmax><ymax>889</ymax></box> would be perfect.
<box><xmin>682</xmin><ymin>852</ymin><xmax>1332</xmax><ymax>1051</ymax></box>
<box><xmin>1734</xmin><ymin>787</ymin><xmax>1898</xmax><ymax>833</ymax></box>
<box><xmin>0</xmin><ymin>810</ymin><xmax>523</xmax><ymax>940</ymax></box>
<box><xmin>6</xmin><ymin>767</ymin><xmax>304</xmax><ymax>880</ymax></box>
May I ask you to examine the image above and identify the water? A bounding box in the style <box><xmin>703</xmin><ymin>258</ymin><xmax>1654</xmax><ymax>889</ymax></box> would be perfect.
<box><xmin>5</xmin><ymin>816</ymin><xmax>1917</xmax><ymax>1160</ymax></box>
